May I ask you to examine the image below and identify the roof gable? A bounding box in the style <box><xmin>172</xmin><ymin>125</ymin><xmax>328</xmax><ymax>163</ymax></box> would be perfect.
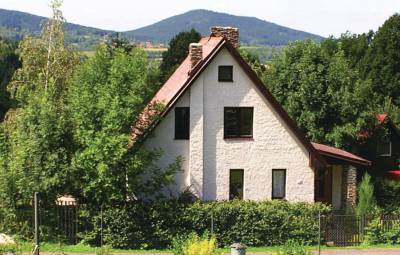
<box><xmin>136</xmin><ymin>37</ymin><xmax>326</xmax><ymax>169</ymax></box>
<box><xmin>134</xmin><ymin>36</ymin><xmax>371</xmax><ymax>168</ymax></box>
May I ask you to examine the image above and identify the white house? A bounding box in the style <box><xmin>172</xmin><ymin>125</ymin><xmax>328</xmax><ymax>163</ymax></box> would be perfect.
<box><xmin>137</xmin><ymin>27</ymin><xmax>370</xmax><ymax>210</ymax></box>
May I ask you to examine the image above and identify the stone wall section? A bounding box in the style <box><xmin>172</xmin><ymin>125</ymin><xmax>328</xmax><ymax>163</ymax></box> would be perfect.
<box><xmin>341</xmin><ymin>165</ymin><xmax>357</xmax><ymax>210</ymax></box>
<box><xmin>210</xmin><ymin>27</ymin><xmax>239</xmax><ymax>48</ymax></box>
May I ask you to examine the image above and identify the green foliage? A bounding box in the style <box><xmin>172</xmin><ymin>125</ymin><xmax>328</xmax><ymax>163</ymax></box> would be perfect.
<box><xmin>0</xmin><ymin>1</ymin><xmax>178</xmax><ymax>213</ymax></box>
<box><xmin>67</xmin><ymin>44</ymin><xmax>178</xmax><ymax>205</ymax></box>
<box><xmin>0</xmin><ymin>243</ymin><xmax>21</xmax><ymax>255</ymax></box>
<box><xmin>0</xmin><ymin>37</ymin><xmax>20</xmax><ymax>120</ymax></box>
<box><xmin>80</xmin><ymin>200</ymin><xmax>329</xmax><ymax>249</ymax></box>
<box><xmin>364</xmin><ymin>218</ymin><xmax>400</xmax><ymax>245</ymax></box>
<box><xmin>278</xmin><ymin>240</ymin><xmax>311</xmax><ymax>255</ymax></box>
<box><xmin>362</xmin><ymin>14</ymin><xmax>400</xmax><ymax>106</ymax></box>
<box><xmin>0</xmin><ymin>1</ymin><xmax>80</xmax><ymax>208</ymax></box>
<box><xmin>239</xmin><ymin>48</ymin><xmax>266</xmax><ymax>77</ymax></box>
<box><xmin>263</xmin><ymin>40</ymin><xmax>374</xmax><ymax>148</ymax></box>
<box><xmin>159</xmin><ymin>29</ymin><xmax>201</xmax><ymax>81</ymax></box>
<box><xmin>240</xmin><ymin>45</ymin><xmax>284</xmax><ymax>63</ymax></box>
<box><xmin>262</xmin><ymin>13</ymin><xmax>400</xmax><ymax>148</ymax></box>
<box><xmin>374</xmin><ymin>178</ymin><xmax>400</xmax><ymax>213</ymax></box>
<box><xmin>357</xmin><ymin>173</ymin><xmax>377</xmax><ymax>216</ymax></box>
<box><xmin>181</xmin><ymin>233</ymin><xmax>221</xmax><ymax>255</ymax></box>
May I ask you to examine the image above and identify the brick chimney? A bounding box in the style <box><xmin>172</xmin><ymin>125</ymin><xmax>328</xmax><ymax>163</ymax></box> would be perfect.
<box><xmin>210</xmin><ymin>26</ymin><xmax>239</xmax><ymax>48</ymax></box>
<box><xmin>189</xmin><ymin>43</ymin><xmax>203</xmax><ymax>68</ymax></box>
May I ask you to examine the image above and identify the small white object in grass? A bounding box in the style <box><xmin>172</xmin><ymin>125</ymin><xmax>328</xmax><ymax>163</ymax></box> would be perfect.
<box><xmin>0</xmin><ymin>233</ymin><xmax>15</xmax><ymax>245</ymax></box>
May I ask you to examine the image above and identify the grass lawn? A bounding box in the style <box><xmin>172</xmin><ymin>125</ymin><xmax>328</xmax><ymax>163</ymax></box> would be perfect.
<box><xmin>9</xmin><ymin>242</ymin><xmax>400</xmax><ymax>254</ymax></box>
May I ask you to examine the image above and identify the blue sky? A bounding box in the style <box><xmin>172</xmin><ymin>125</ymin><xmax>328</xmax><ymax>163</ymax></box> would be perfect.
<box><xmin>1</xmin><ymin>0</ymin><xmax>399</xmax><ymax>37</ymax></box>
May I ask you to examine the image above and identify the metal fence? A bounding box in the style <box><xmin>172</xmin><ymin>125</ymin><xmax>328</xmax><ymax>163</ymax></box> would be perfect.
<box><xmin>2</xmin><ymin>205</ymin><xmax>400</xmax><ymax>247</ymax></box>
<box><xmin>322</xmin><ymin>214</ymin><xmax>400</xmax><ymax>246</ymax></box>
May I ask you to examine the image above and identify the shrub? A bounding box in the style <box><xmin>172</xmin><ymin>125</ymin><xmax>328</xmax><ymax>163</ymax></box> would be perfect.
<box><xmin>278</xmin><ymin>240</ymin><xmax>311</xmax><ymax>255</ymax></box>
<box><xmin>80</xmin><ymin>200</ymin><xmax>329</xmax><ymax>249</ymax></box>
<box><xmin>363</xmin><ymin>218</ymin><xmax>384</xmax><ymax>244</ymax></box>
<box><xmin>356</xmin><ymin>173</ymin><xmax>377</xmax><ymax>216</ymax></box>
<box><xmin>374</xmin><ymin>178</ymin><xmax>400</xmax><ymax>213</ymax></box>
<box><xmin>178</xmin><ymin>233</ymin><xmax>221</xmax><ymax>255</ymax></box>
<box><xmin>364</xmin><ymin>217</ymin><xmax>400</xmax><ymax>245</ymax></box>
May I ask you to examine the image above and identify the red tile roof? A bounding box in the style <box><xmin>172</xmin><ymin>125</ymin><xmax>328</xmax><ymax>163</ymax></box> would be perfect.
<box><xmin>151</xmin><ymin>37</ymin><xmax>224</xmax><ymax>106</ymax></box>
<box><xmin>312</xmin><ymin>142</ymin><xmax>371</xmax><ymax>166</ymax></box>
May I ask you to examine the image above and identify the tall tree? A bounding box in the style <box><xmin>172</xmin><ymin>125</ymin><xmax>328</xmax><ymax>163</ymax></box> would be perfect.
<box><xmin>159</xmin><ymin>29</ymin><xmax>201</xmax><ymax>82</ymax></box>
<box><xmin>362</xmin><ymin>14</ymin><xmax>400</xmax><ymax>106</ymax></box>
<box><xmin>0</xmin><ymin>0</ymin><xmax>80</xmax><ymax>207</ymax></box>
<box><xmin>263</xmin><ymin>40</ymin><xmax>374</xmax><ymax>149</ymax></box>
<box><xmin>0</xmin><ymin>37</ymin><xmax>20</xmax><ymax>120</ymax></box>
<box><xmin>68</xmin><ymin>44</ymin><xmax>179</xmax><ymax>205</ymax></box>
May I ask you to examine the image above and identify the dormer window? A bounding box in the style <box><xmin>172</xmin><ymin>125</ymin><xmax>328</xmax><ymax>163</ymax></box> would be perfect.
<box><xmin>377</xmin><ymin>138</ymin><xmax>391</xmax><ymax>156</ymax></box>
<box><xmin>218</xmin><ymin>66</ymin><xmax>233</xmax><ymax>82</ymax></box>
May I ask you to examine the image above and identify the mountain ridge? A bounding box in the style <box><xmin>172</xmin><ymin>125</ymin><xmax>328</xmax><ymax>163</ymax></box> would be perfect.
<box><xmin>0</xmin><ymin>8</ymin><xmax>324</xmax><ymax>49</ymax></box>
<box><xmin>124</xmin><ymin>9</ymin><xmax>324</xmax><ymax>45</ymax></box>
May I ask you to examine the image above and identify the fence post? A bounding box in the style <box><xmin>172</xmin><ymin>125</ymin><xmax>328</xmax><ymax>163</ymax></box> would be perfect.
<box><xmin>32</xmin><ymin>192</ymin><xmax>40</xmax><ymax>255</ymax></box>
<box><xmin>100</xmin><ymin>205</ymin><xmax>103</xmax><ymax>255</ymax></box>
<box><xmin>318</xmin><ymin>210</ymin><xmax>321</xmax><ymax>255</ymax></box>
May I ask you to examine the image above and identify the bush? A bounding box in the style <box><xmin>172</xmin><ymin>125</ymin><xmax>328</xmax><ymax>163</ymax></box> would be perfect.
<box><xmin>356</xmin><ymin>173</ymin><xmax>377</xmax><ymax>216</ymax></box>
<box><xmin>364</xmin><ymin>217</ymin><xmax>400</xmax><ymax>245</ymax></box>
<box><xmin>374</xmin><ymin>178</ymin><xmax>400</xmax><ymax>213</ymax></box>
<box><xmin>80</xmin><ymin>200</ymin><xmax>329</xmax><ymax>249</ymax></box>
<box><xmin>176</xmin><ymin>233</ymin><xmax>221</xmax><ymax>255</ymax></box>
<box><xmin>278</xmin><ymin>240</ymin><xmax>311</xmax><ymax>255</ymax></box>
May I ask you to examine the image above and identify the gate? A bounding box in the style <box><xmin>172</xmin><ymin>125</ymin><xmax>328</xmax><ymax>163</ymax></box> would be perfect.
<box><xmin>323</xmin><ymin>214</ymin><xmax>367</xmax><ymax>246</ymax></box>
<box><xmin>39</xmin><ymin>205</ymin><xmax>80</xmax><ymax>244</ymax></box>
<box><xmin>322</xmin><ymin>214</ymin><xmax>400</xmax><ymax>246</ymax></box>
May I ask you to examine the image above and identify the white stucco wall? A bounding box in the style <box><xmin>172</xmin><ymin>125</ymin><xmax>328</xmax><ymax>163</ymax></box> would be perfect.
<box><xmin>201</xmin><ymin>48</ymin><xmax>314</xmax><ymax>201</ymax></box>
<box><xmin>144</xmin><ymin>47</ymin><xmax>315</xmax><ymax>202</ymax></box>
<box><xmin>143</xmin><ymin>92</ymin><xmax>190</xmax><ymax>196</ymax></box>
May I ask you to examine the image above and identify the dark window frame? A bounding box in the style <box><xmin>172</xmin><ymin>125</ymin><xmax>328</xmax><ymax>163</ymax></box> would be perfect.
<box><xmin>229</xmin><ymin>169</ymin><xmax>244</xmax><ymax>200</ymax></box>
<box><xmin>174</xmin><ymin>107</ymin><xmax>190</xmax><ymax>140</ymax></box>
<box><xmin>218</xmin><ymin>65</ymin><xmax>233</xmax><ymax>82</ymax></box>
<box><xmin>377</xmin><ymin>138</ymin><xmax>392</xmax><ymax>157</ymax></box>
<box><xmin>272</xmin><ymin>169</ymin><xmax>286</xmax><ymax>199</ymax></box>
<box><xmin>224</xmin><ymin>107</ymin><xmax>254</xmax><ymax>139</ymax></box>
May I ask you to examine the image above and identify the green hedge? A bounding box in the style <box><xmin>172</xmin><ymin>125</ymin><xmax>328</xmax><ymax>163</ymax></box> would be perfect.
<box><xmin>80</xmin><ymin>200</ymin><xmax>329</xmax><ymax>249</ymax></box>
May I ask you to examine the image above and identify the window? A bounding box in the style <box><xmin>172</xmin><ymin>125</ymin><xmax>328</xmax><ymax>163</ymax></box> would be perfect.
<box><xmin>218</xmin><ymin>66</ymin><xmax>233</xmax><ymax>82</ymax></box>
<box><xmin>175</xmin><ymin>107</ymin><xmax>190</xmax><ymax>139</ymax></box>
<box><xmin>224</xmin><ymin>107</ymin><xmax>253</xmax><ymax>138</ymax></box>
<box><xmin>229</xmin><ymin>169</ymin><xmax>244</xmax><ymax>200</ymax></box>
<box><xmin>272</xmin><ymin>169</ymin><xmax>286</xmax><ymax>199</ymax></box>
<box><xmin>377</xmin><ymin>138</ymin><xmax>392</xmax><ymax>156</ymax></box>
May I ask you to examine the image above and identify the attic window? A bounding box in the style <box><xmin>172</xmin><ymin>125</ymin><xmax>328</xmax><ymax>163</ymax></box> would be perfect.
<box><xmin>377</xmin><ymin>138</ymin><xmax>391</xmax><ymax>156</ymax></box>
<box><xmin>218</xmin><ymin>66</ymin><xmax>233</xmax><ymax>82</ymax></box>
<box><xmin>224</xmin><ymin>107</ymin><xmax>253</xmax><ymax>138</ymax></box>
<box><xmin>175</xmin><ymin>107</ymin><xmax>190</xmax><ymax>139</ymax></box>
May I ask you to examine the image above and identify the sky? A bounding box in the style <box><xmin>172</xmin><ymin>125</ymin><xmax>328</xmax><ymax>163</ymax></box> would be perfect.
<box><xmin>1</xmin><ymin>0</ymin><xmax>399</xmax><ymax>37</ymax></box>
